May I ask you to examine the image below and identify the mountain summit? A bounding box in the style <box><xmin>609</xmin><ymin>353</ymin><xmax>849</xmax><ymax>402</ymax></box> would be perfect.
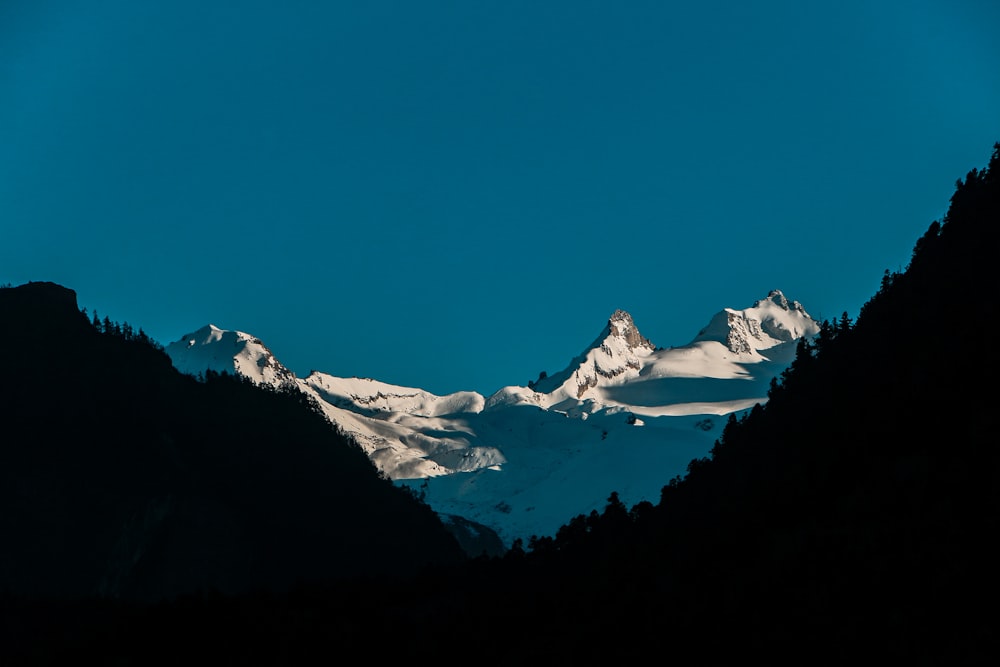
<box><xmin>692</xmin><ymin>289</ymin><xmax>813</xmax><ymax>355</ymax></box>
<box><xmin>608</xmin><ymin>309</ymin><xmax>655</xmax><ymax>350</ymax></box>
<box><xmin>527</xmin><ymin>308</ymin><xmax>656</xmax><ymax>401</ymax></box>
<box><xmin>166</xmin><ymin>324</ymin><xmax>296</xmax><ymax>387</ymax></box>
<box><xmin>164</xmin><ymin>291</ymin><xmax>818</xmax><ymax>546</ymax></box>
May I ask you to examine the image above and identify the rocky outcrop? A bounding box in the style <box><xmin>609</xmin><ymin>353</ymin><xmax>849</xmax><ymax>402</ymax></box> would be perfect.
<box><xmin>608</xmin><ymin>309</ymin><xmax>655</xmax><ymax>351</ymax></box>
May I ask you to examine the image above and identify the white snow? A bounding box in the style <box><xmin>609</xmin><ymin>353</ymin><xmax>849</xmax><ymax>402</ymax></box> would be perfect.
<box><xmin>163</xmin><ymin>290</ymin><xmax>819</xmax><ymax>548</ymax></box>
<box><xmin>165</xmin><ymin>324</ymin><xmax>296</xmax><ymax>387</ymax></box>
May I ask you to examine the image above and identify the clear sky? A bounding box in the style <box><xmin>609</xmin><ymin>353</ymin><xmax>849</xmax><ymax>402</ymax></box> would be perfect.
<box><xmin>2</xmin><ymin>1</ymin><xmax>998</xmax><ymax>396</ymax></box>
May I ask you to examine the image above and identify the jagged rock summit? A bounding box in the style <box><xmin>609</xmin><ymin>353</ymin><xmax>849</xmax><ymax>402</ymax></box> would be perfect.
<box><xmin>523</xmin><ymin>308</ymin><xmax>658</xmax><ymax>406</ymax></box>
<box><xmin>608</xmin><ymin>309</ymin><xmax>655</xmax><ymax>350</ymax></box>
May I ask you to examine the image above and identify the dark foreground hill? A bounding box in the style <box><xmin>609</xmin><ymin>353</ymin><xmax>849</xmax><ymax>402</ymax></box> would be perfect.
<box><xmin>0</xmin><ymin>281</ymin><xmax>464</xmax><ymax>604</ymax></box>
<box><xmin>4</xmin><ymin>143</ymin><xmax>999</xmax><ymax>665</ymax></box>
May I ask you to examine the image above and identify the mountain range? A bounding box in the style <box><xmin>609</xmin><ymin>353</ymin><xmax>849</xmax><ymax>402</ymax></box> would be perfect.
<box><xmin>163</xmin><ymin>289</ymin><xmax>820</xmax><ymax>548</ymax></box>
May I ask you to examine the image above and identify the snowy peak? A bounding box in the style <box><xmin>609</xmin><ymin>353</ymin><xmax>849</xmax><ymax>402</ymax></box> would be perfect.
<box><xmin>181</xmin><ymin>323</ymin><xmax>233</xmax><ymax>346</ymax></box>
<box><xmin>692</xmin><ymin>290</ymin><xmax>819</xmax><ymax>356</ymax></box>
<box><xmin>607</xmin><ymin>309</ymin><xmax>655</xmax><ymax>351</ymax></box>
<box><xmin>752</xmin><ymin>289</ymin><xmax>813</xmax><ymax>343</ymax></box>
<box><xmin>527</xmin><ymin>309</ymin><xmax>657</xmax><ymax>402</ymax></box>
<box><xmin>577</xmin><ymin>309</ymin><xmax>657</xmax><ymax>394</ymax></box>
<box><xmin>759</xmin><ymin>288</ymin><xmax>793</xmax><ymax>311</ymax></box>
<box><xmin>165</xmin><ymin>324</ymin><xmax>296</xmax><ymax>387</ymax></box>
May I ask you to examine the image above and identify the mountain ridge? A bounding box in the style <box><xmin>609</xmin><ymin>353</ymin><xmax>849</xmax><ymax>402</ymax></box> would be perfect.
<box><xmin>163</xmin><ymin>289</ymin><xmax>820</xmax><ymax>546</ymax></box>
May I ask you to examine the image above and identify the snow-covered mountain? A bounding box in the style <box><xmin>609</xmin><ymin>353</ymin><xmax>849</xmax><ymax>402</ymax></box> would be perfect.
<box><xmin>167</xmin><ymin>324</ymin><xmax>297</xmax><ymax>387</ymax></box>
<box><xmin>164</xmin><ymin>290</ymin><xmax>819</xmax><ymax>548</ymax></box>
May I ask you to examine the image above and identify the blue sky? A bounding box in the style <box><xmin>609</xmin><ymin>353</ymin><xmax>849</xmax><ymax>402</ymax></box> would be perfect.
<box><xmin>2</xmin><ymin>1</ymin><xmax>998</xmax><ymax>395</ymax></box>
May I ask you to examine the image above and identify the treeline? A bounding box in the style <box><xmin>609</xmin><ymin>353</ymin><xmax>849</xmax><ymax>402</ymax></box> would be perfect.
<box><xmin>82</xmin><ymin>308</ymin><xmax>161</xmax><ymax>349</ymax></box>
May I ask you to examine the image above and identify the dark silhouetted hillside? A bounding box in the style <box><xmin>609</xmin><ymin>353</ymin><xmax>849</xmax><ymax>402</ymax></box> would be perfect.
<box><xmin>0</xmin><ymin>281</ymin><xmax>464</xmax><ymax>607</ymax></box>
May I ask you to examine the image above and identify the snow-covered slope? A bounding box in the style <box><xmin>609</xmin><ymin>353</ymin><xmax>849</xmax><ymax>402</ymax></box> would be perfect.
<box><xmin>299</xmin><ymin>372</ymin><xmax>502</xmax><ymax>480</ymax></box>
<box><xmin>164</xmin><ymin>290</ymin><xmax>818</xmax><ymax>547</ymax></box>
<box><xmin>166</xmin><ymin>324</ymin><xmax>296</xmax><ymax>387</ymax></box>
